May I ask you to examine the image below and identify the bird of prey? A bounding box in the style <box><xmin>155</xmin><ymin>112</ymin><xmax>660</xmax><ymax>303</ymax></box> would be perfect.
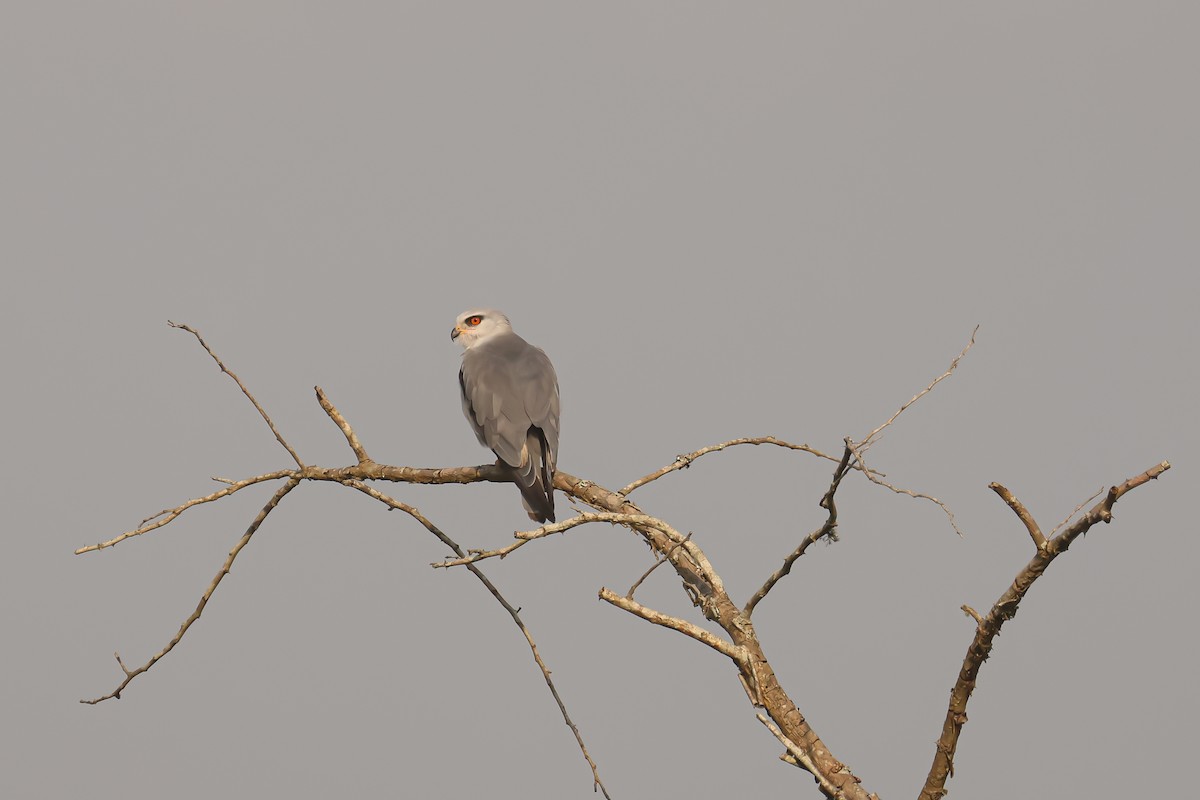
<box><xmin>452</xmin><ymin>309</ymin><xmax>560</xmax><ymax>523</ymax></box>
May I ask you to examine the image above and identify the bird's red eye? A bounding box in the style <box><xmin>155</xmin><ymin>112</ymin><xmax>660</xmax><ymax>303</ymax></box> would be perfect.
<box><xmin>467</xmin><ymin>316</ymin><xmax>483</xmax><ymax>326</ymax></box>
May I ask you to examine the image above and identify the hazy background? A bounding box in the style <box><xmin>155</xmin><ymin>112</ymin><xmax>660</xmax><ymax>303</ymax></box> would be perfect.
<box><xmin>3</xmin><ymin>3</ymin><xmax>1196</xmax><ymax>798</ymax></box>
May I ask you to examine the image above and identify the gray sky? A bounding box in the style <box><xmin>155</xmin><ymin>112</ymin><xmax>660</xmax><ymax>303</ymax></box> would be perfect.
<box><xmin>3</xmin><ymin>3</ymin><xmax>1196</xmax><ymax>798</ymax></box>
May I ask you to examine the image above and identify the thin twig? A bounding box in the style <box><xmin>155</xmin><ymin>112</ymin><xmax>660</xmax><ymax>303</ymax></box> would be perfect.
<box><xmin>1049</xmin><ymin>486</ymin><xmax>1104</xmax><ymax>537</ymax></box>
<box><xmin>858</xmin><ymin>325</ymin><xmax>979</xmax><ymax>453</ymax></box>
<box><xmin>432</xmin><ymin>537</ymin><xmax>531</xmax><ymax>568</ymax></box>
<box><xmin>840</xmin><ymin>327</ymin><xmax>977</xmax><ymax>539</ymax></box>
<box><xmin>744</xmin><ymin>443</ymin><xmax>853</xmax><ymax>617</ymax></box>
<box><xmin>82</xmin><ymin>477</ymin><xmax>301</xmax><ymax>704</ymax></box>
<box><xmin>619</xmin><ymin>436</ymin><xmax>871</xmax><ymax>496</ymax></box>
<box><xmin>434</xmin><ymin>512</ymin><xmax>719</xmax><ymax>595</ymax></box>
<box><xmin>336</xmin><ymin>478</ymin><xmax>612</xmax><ymax>799</ymax></box>
<box><xmin>77</xmin><ymin>470</ymin><xmax>295</xmax><ymax>554</ymax></box>
<box><xmin>849</xmin><ymin>441</ymin><xmax>965</xmax><ymax>537</ymax></box>
<box><xmin>627</xmin><ymin>533</ymin><xmax>692</xmax><ymax>599</ymax></box>
<box><xmin>169</xmin><ymin>321</ymin><xmax>305</xmax><ymax>469</ymax></box>
<box><xmin>516</xmin><ymin>512</ymin><xmax>684</xmax><ymax>542</ymax></box>
<box><xmin>431</xmin><ymin>512</ymin><xmax>660</xmax><ymax>569</ymax></box>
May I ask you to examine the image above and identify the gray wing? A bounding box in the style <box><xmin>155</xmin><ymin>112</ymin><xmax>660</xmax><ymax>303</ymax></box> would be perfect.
<box><xmin>459</xmin><ymin>332</ymin><xmax>559</xmax><ymax>521</ymax></box>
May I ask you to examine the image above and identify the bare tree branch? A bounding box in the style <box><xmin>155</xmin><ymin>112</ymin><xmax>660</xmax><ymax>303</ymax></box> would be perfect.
<box><xmin>1053</xmin><ymin>462</ymin><xmax>1170</xmax><ymax>548</ymax></box>
<box><xmin>435</xmin><ymin>512</ymin><xmax>723</xmax><ymax>598</ymax></box>
<box><xmin>76</xmin><ymin>470</ymin><xmax>296</xmax><ymax>554</ymax></box>
<box><xmin>82</xmin><ymin>476</ymin><xmax>301</xmax><ymax>704</ymax></box>
<box><xmin>857</xmin><ymin>325</ymin><xmax>979</xmax><ymax>454</ymax></box>
<box><xmin>1048</xmin><ymin>485</ymin><xmax>1104</xmax><ymax>538</ymax></box>
<box><xmin>987</xmin><ymin>483</ymin><xmax>1047</xmax><ymax>549</ymax></box>
<box><xmin>627</xmin><ymin>533</ymin><xmax>691</xmax><ymax>599</ymax></box>
<box><xmin>919</xmin><ymin>460</ymin><xmax>1171</xmax><ymax>800</ymax></box>
<box><xmin>315</xmin><ymin>385</ymin><xmax>371</xmax><ymax>464</ymax></box>
<box><xmin>513</xmin><ymin>512</ymin><xmax>688</xmax><ymax>543</ymax></box>
<box><xmin>80</xmin><ymin>470</ymin><xmax>295</xmax><ymax>556</ymax></box>
<box><xmin>168</xmin><ymin>321</ymin><xmax>305</xmax><ymax>469</ymax></box>
<box><xmin>836</xmin><ymin>326</ymin><xmax>979</xmax><ymax>539</ymax></box>
<box><xmin>430</xmin><ymin>512</ymin><xmax>676</xmax><ymax>569</ymax></box>
<box><xmin>744</xmin><ymin>442</ymin><xmax>853</xmax><ymax>617</ymax></box>
<box><xmin>620</xmin><ymin>437</ymin><xmax>856</xmax><ymax>496</ymax></box>
<box><xmin>431</xmin><ymin>535</ymin><xmax>532</xmax><ymax>568</ymax></box>
<box><xmin>848</xmin><ymin>447</ymin><xmax>966</xmax><ymax>537</ymax></box>
<box><xmin>598</xmin><ymin>588</ymin><xmax>745</xmax><ymax>662</ymax></box>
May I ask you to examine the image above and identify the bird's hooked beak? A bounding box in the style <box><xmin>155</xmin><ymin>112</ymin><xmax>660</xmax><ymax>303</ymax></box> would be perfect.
<box><xmin>450</xmin><ymin>326</ymin><xmax>461</xmax><ymax>341</ymax></box>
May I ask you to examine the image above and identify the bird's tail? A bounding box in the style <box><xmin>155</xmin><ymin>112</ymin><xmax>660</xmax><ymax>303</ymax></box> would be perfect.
<box><xmin>510</xmin><ymin>429</ymin><xmax>555</xmax><ymax>523</ymax></box>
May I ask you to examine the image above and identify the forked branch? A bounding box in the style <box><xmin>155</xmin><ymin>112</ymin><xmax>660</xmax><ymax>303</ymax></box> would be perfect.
<box><xmin>845</xmin><ymin>327</ymin><xmax>979</xmax><ymax>537</ymax></box>
<box><xmin>919</xmin><ymin>460</ymin><xmax>1171</xmax><ymax>800</ymax></box>
<box><xmin>82</xmin><ymin>477</ymin><xmax>301</xmax><ymax>704</ymax></box>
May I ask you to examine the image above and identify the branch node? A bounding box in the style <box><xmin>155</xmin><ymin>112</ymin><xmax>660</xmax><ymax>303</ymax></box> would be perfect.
<box><xmin>82</xmin><ymin>477</ymin><xmax>301</xmax><ymax>705</ymax></box>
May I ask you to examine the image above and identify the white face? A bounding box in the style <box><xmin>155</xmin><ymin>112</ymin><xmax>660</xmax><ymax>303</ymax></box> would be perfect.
<box><xmin>451</xmin><ymin>308</ymin><xmax>512</xmax><ymax>348</ymax></box>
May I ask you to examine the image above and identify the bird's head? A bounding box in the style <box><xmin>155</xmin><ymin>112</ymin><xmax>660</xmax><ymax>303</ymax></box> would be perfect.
<box><xmin>451</xmin><ymin>308</ymin><xmax>513</xmax><ymax>349</ymax></box>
